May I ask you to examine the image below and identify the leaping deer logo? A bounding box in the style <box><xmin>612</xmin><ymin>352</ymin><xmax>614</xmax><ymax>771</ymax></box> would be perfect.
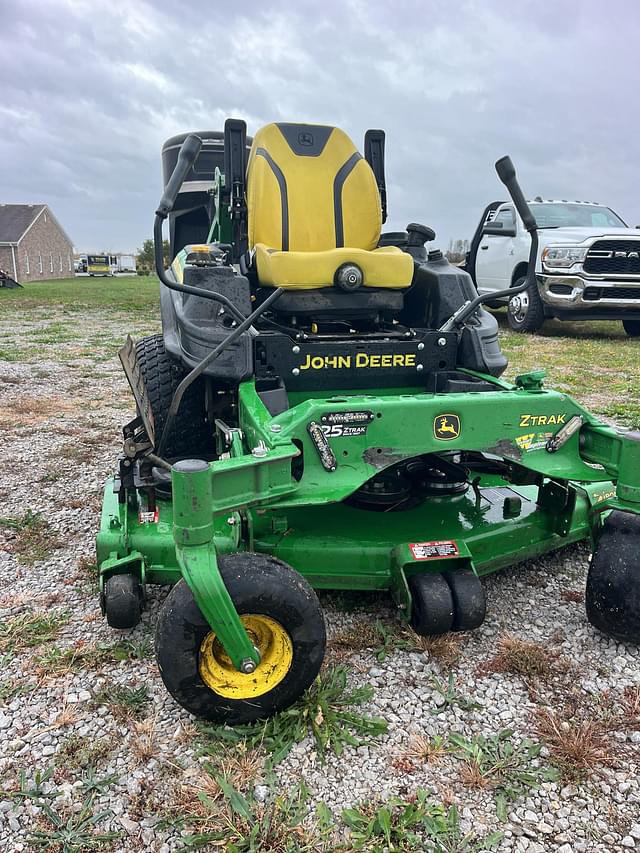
<box><xmin>434</xmin><ymin>414</ymin><xmax>460</xmax><ymax>440</ymax></box>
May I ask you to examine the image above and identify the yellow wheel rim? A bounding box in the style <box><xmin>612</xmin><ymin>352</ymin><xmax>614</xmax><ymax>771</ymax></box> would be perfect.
<box><xmin>198</xmin><ymin>614</ymin><xmax>293</xmax><ymax>699</ymax></box>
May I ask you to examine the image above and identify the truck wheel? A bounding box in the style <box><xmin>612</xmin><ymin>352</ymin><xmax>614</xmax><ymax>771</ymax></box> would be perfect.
<box><xmin>104</xmin><ymin>574</ymin><xmax>142</xmax><ymax>629</ymax></box>
<box><xmin>408</xmin><ymin>573</ymin><xmax>454</xmax><ymax>636</ymax></box>
<box><xmin>506</xmin><ymin>277</ymin><xmax>545</xmax><ymax>333</ymax></box>
<box><xmin>135</xmin><ymin>335</ymin><xmax>212</xmax><ymax>458</ymax></box>
<box><xmin>586</xmin><ymin>511</ymin><xmax>640</xmax><ymax>643</ymax></box>
<box><xmin>623</xmin><ymin>320</ymin><xmax>640</xmax><ymax>338</ymax></box>
<box><xmin>155</xmin><ymin>554</ymin><xmax>326</xmax><ymax>724</ymax></box>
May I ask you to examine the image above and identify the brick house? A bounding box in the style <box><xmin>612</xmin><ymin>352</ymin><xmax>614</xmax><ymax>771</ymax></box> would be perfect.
<box><xmin>0</xmin><ymin>204</ymin><xmax>74</xmax><ymax>283</ymax></box>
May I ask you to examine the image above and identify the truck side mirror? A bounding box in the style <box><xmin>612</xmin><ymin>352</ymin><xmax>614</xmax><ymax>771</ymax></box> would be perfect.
<box><xmin>482</xmin><ymin>221</ymin><xmax>516</xmax><ymax>238</ymax></box>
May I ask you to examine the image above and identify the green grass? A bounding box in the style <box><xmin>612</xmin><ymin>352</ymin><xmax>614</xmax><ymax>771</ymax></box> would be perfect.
<box><xmin>0</xmin><ymin>610</ymin><xmax>69</xmax><ymax>655</ymax></box>
<box><xmin>92</xmin><ymin>682</ymin><xmax>150</xmax><ymax>720</ymax></box>
<box><xmin>0</xmin><ymin>275</ymin><xmax>160</xmax><ymax>314</ymax></box>
<box><xmin>496</xmin><ymin>312</ymin><xmax>640</xmax><ymax>426</ymax></box>
<box><xmin>36</xmin><ymin>637</ymin><xmax>153</xmax><ymax>674</ymax></box>
<box><xmin>0</xmin><ymin>510</ymin><xmax>65</xmax><ymax>564</ymax></box>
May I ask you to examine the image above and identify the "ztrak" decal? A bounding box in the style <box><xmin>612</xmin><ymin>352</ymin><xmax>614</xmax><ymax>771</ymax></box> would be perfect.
<box><xmin>519</xmin><ymin>413</ymin><xmax>566</xmax><ymax>428</ymax></box>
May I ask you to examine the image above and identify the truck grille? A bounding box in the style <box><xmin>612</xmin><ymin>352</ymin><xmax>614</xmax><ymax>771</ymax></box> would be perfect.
<box><xmin>584</xmin><ymin>240</ymin><xmax>640</xmax><ymax>275</ymax></box>
<box><xmin>583</xmin><ymin>286</ymin><xmax>640</xmax><ymax>301</ymax></box>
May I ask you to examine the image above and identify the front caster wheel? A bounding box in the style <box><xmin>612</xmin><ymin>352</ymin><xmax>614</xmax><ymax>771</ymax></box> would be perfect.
<box><xmin>445</xmin><ymin>569</ymin><xmax>486</xmax><ymax>631</ymax></box>
<box><xmin>586</xmin><ymin>511</ymin><xmax>640</xmax><ymax>643</ymax></box>
<box><xmin>104</xmin><ymin>574</ymin><xmax>142</xmax><ymax>629</ymax></box>
<box><xmin>408</xmin><ymin>573</ymin><xmax>454</xmax><ymax>636</ymax></box>
<box><xmin>155</xmin><ymin>553</ymin><xmax>326</xmax><ymax>724</ymax></box>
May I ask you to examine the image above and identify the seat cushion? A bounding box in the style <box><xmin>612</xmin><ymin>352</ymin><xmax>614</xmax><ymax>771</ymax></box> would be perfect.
<box><xmin>255</xmin><ymin>243</ymin><xmax>414</xmax><ymax>290</ymax></box>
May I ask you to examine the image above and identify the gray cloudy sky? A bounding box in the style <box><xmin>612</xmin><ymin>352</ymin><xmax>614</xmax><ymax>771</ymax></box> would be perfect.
<box><xmin>1</xmin><ymin>0</ymin><xmax>639</xmax><ymax>253</ymax></box>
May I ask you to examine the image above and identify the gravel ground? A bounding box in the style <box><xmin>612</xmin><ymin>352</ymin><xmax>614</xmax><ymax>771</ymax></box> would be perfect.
<box><xmin>0</xmin><ymin>305</ymin><xmax>639</xmax><ymax>852</ymax></box>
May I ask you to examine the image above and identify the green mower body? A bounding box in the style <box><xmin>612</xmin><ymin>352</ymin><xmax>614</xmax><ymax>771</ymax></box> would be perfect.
<box><xmin>95</xmin><ymin>120</ymin><xmax>640</xmax><ymax>723</ymax></box>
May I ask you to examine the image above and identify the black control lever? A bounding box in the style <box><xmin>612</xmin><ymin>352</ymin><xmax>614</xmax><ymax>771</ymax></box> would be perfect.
<box><xmin>156</xmin><ymin>134</ymin><xmax>202</xmax><ymax>219</ymax></box>
<box><xmin>440</xmin><ymin>156</ymin><xmax>539</xmax><ymax>331</ymax></box>
<box><xmin>495</xmin><ymin>156</ymin><xmax>537</xmax><ymax>233</ymax></box>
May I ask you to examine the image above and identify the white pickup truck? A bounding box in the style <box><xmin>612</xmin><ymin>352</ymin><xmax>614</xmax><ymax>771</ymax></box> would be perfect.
<box><xmin>466</xmin><ymin>198</ymin><xmax>640</xmax><ymax>334</ymax></box>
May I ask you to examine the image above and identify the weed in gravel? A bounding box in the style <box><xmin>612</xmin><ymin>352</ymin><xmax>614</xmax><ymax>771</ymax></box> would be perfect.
<box><xmin>199</xmin><ymin>665</ymin><xmax>387</xmax><ymax>767</ymax></box>
<box><xmin>619</xmin><ymin>684</ymin><xmax>640</xmax><ymax>730</ymax></box>
<box><xmin>203</xmin><ymin>741</ymin><xmax>264</xmax><ymax>793</ymax></box>
<box><xmin>36</xmin><ymin>637</ymin><xmax>152</xmax><ymax>675</ymax></box>
<box><xmin>39</xmin><ymin>467</ymin><xmax>64</xmax><ymax>483</ymax></box>
<box><xmin>329</xmin><ymin>621</ymin><xmax>382</xmax><ymax>660</ymax></box>
<box><xmin>27</xmin><ymin>793</ymin><xmax>121</xmax><ymax>852</ymax></box>
<box><xmin>56</xmin><ymin>735</ymin><xmax>115</xmax><ymax>774</ymax></box>
<box><xmin>1</xmin><ymin>766</ymin><xmax>57</xmax><ymax>802</ymax></box>
<box><xmin>412</xmin><ymin>632</ymin><xmax>465</xmax><ymax>668</ymax></box>
<box><xmin>0</xmin><ymin>509</ymin><xmax>66</xmax><ymax>564</ymax></box>
<box><xmin>534</xmin><ymin>706</ymin><xmax>614</xmax><ymax>781</ymax></box>
<box><xmin>371</xmin><ymin>620</ymin><xmax>414</xmax><ymax>662</ymax></box>
<box><xmin>342</xmin><ymin>790</ymin><xmax>503</xmax><ymax>852</ymax></box>
<box><xmin>448</xmin><ymin>729</ymin><xmax>560</xmax><ymax>821</ymax></box>
<box><xmin>430</xmin><ymin>673</ymin><xmax>482</xmax><ymax>715</ymax></box>
<box><xmin>480</xmin><ymin>634</ymin><xmax>560</xmax><ymax>680</ymax></box>
<box><xmin>184</xmin><ymin>777</ymin><xmax>333</xmax><ymax>852</ymax></box>
<box><xmin>560</xmin><ymin>588</ymin><xmax>584</xmax><ymax>603</ymax></box>
<box><xmin>93</xmin><ymin>681</ymin><xmax>150</xmax><ymax>720</ymax></box>
<box><xmin>403</xmin><ymin>734</ymin><xmax>448</xmax><ymax>766</ymax></box>
<box><xmin>79</xmin><ymin>766</ymin><xmax>119</xmax><ymax>796</ymax></box>
<box><xmin>0</xmin><ymin>678</ymin><xmax>32</xmax><ymax>703</ymax></box>
<box><xmin>0</xmin><ymin>609</ymin><xmax>68</xmax><ymax>654</ymax></box>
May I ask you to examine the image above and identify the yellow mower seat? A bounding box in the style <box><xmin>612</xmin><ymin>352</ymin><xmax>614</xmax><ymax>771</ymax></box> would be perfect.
<box><xmin>247</xmin><ymin>122</ymin><xmax>414</xmax><ymax>290</ymax></box>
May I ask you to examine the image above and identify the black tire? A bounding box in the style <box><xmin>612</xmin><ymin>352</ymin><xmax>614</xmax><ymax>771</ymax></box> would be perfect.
<box><xmin>135</xmin><ymin>334</ymin><xmax>211</xmax><ymax>458</ymax></box>
<box><xmin>105</xmin><ymin>574</ymin><xmax>142</xmax><ymax>629</ymax></box>
<box><xmin>586</xmin><ymin>511</ymin><xmax>640</xmax><ymax>643</ymax></box>
<box><xmin>155</xmin><ymin>553</ymin><xmax>326</xmax><ymax>724</ymax></box>
<box><xmin>444</xmin><ymin>569</ymin><xmax>486</xmax><ymax>631</ymax></box>
<box><xmin>408</xmin><ymin>573</ymin><xmax>454</xmax><ymax>636</ymax></box>
<box><xmin>623</xmin><ymin>319</ymin><xmax>640</xmax><ymax>338</ymax></box>
<box><xmin>506</xmin><ymin>277</ymin><xmax>545</xmax><ymax>333</ymax></box>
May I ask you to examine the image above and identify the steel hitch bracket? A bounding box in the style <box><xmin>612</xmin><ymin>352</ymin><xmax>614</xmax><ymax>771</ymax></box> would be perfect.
<box><xmin>171</xmin><ymin>459</ymin><xmax>260</xmax><ymax>671</ymax></box>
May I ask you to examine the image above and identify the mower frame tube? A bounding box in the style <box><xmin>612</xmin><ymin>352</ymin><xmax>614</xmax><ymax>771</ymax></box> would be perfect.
<box><xmin>171</xmin><ymin>459</ymin><xmax>260</xmax><ymax>671</ymax></box>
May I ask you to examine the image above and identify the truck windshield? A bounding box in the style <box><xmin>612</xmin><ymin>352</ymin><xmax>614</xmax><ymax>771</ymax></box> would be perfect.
<box><xmin>529</xmin><ymin>203</ymin><xmax>626</xmax><ymax>229</ymax></box>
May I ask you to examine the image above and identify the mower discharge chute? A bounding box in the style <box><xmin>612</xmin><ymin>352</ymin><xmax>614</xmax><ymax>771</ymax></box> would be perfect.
<box><xmin>96</xmin><ymin>120</ymin><xmax>640</xmax><ymax>724</ymax></box>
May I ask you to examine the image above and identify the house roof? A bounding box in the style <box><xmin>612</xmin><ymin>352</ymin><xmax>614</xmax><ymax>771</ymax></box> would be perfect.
<box><xmin>0</xmin><ymin>204</ymin><xmax>47</xmax><ymax>243</ymax></box>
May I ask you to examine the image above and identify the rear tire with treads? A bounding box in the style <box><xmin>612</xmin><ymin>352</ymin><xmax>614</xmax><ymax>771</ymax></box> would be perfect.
<box><xmin>586</xmin><ymin>511</ymin><xmax>640</xmax><ymax>643</ymax></box>
<box><xmin>135</xmin><ymin>334</ymin><xmax>212</xmax><ymax>458</ymax></box>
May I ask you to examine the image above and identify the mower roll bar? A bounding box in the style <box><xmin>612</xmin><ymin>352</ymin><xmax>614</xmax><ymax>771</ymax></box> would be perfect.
<box><xmin>440</xmin><ymin>156</ymin><xmax>539</xmax><ymax>332</ymax></box>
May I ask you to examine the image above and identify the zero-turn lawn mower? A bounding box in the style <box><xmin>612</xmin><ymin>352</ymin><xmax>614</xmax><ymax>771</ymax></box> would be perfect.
<box><xmin>96</xmin><ymin>119</ymin><xmax>640</xmax><ymax>724</ymax></box>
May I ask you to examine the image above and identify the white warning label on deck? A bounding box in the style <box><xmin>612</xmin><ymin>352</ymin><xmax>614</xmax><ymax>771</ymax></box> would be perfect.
<box><xmin>409</xmin><ymin>540</ymin><xmax>459</xmax><ymax>560</ymax></box>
